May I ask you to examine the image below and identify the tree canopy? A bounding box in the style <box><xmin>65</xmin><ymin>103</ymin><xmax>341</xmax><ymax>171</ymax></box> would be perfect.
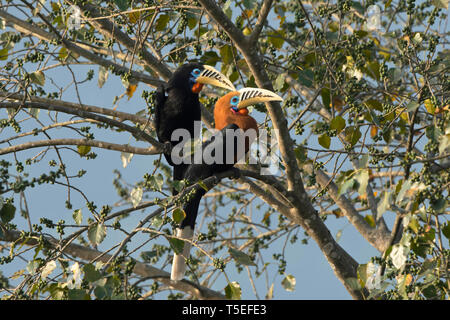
<box><xmin>0</xmin><ymin>0</ymin><xmax>449</xmax><ymax>300</ymax></box>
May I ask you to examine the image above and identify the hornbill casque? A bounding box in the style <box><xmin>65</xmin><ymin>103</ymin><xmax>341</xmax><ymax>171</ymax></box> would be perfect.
<box><xmin>155</xmin><ymin>63</ymin><xmax>235</xmax><ymax>191</ymax></box>
<box><xmin>170</xmin><ymin>88</ymin><xmax>283</xmax><ymax>281</ymax></box>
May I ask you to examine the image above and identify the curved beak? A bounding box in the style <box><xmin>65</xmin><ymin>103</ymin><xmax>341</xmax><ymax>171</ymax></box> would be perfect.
<box><xmin>237</xmin><ymin>88</ymin><xmax>283</xmax><ymax>109</ymax></box>
<box><xmin>195</xmin><ymin>65</ymin><xmax>236</xmax><ymax>91</ymax></box>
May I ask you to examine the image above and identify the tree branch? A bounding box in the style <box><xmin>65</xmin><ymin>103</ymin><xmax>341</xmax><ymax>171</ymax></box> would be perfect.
<box><xmin>75</xmin><ymin>2</ymin><xmax>172</xmax><ymax>80</ymax></box>
<box><xmin>0</xmin><ymin>10</ymin><xmax>163</xmax><ymax>87</ymax></box>
<box><xmin>0</xmin><ymin>230</ymin><xmax>225</xmax><ymax>299</ymax></box>
<box><xmin>198</xmin><ymin>0</ymin><xmax>366</xmax><ymax>299</ymax></box>
<box><xmin>0</xmin><ymin>102</ymin><xmax>164</xmax><ymax>150</ymax></box>
<box><xmin>249</xmin><ymin>0</ymin><xmax>273</xmax><ymax>44</ymax></box>
<box><xmin>0</xmin><ymin>138</ymin><xmax>159</xmax><ymax>156</ymax></box>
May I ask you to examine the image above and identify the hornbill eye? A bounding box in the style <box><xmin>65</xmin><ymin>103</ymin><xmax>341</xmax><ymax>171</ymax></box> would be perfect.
<box><xmin>230</xmin><ymin>96</ymin><xmax>239</xmax><ymax>106</ymax></box>
<box><xmin>191</xmin><ymin>68</ymin><xmax>201</xmax><ymax>77</ymax></box>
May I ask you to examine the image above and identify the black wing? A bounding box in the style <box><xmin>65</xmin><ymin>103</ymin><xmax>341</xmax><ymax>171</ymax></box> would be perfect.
<box><xmin>154</xmin><ymin>84</ymin><xmax>167</xmax><ymax>138</ymax></box>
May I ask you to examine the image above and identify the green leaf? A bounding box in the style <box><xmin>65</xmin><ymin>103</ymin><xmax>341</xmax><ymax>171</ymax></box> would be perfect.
<box><xmin>229</xmin><ymin>248</ymin><xmax>256</xmax><ymax>266</ymax></box>
<box><xmin>365</xmin><ymin>61</ymin><xmax>381</xmax><ymax>81</ymax></box>
<box><xmin>242</xmin><ymin>0</ymin><xmax>256</xmax><ymax>9</ymax></box>
<box><xmin>356</xmin><ymin>170</ymin><xmax>369</xmax><ymax>195</ymax></box>
<box><xmin>330</xmin><ymin>116</ymin><xmax>346</xmax><ymax>132</ymax></box>
<box><xmin>88</xmin><ymin>223</ymin><xmax>107</xmax><ymax>246</ymax></box>
<box><xmin>294</xmin><ymin>146</ymin><xmax>307</xmax><ymax>163</ymax></box>
<box><xmin>281</xmin><ymin>274</ymin><xmax>296</xmax><ymax>292</ymax></box>
<box><xmin>149</xmin><ymin>174</ymin><xmax>164</xmax><ymax>191</ymax></box>
<box><xmin>364</xmin><ymin>99</ymin><xmax>383</xmax><ymax>111</ymax></box>
<box><xmin>220</xmin><ymin>44</ymin><xmax>233</xmax><ymax>65</ymax></box>
<box><xmin>297</xmin><ymin>69</ymin><xmax>314</xmax><ymax>87</ymax></box>
<box><xmin>376</xmin><ymin>191</ymin><xmax>391</xmax><ymax>220</ymax></box>
<box><xmin>0</xmin><ymin>203</ymin><xmax>16</xmax><ymax>223</ymax></box>
<box><xmin>431</xmin><ymin>198</ymin><xmax>446</xmax><ymax>214</ymax></box>
<box><xmin>344</xmin><ymin>126</ymin><xmax>362</xmax><ymax>146</ymax></box>
<box><xmin>155</xmin><ymin>14</ymin><xmax>170</xmax><ymax>32</ymax></box>
<box><xmin>201</xmin><ymin>51</ymin><xmax>220</xmax><ymax>65</ymax></box>
<box><xmin>26</xmin><ymin>260</ymin><xmax>39</xmax><ymax>275</ymax></box>
<box><xmin>224</xmin><ymin>281</ymin><xmax>242</xmax><ymax>300</ymax></box>
<box><xmin>0</xmin><ymin>47</ymin><xmax>8</xmax><ymax>61</ymax></box>
<box><xmin>274</xmin><ymin>73</ymin><xmax>286</xmax><ymax>91</ymax></box>
<box><xmin>318</xmin><ymin>134</ymin><xmax>331</xmax><ymax>149</ymax></box>
<box><xmin>83</xmin><ymin>264</ymin><xmax>102</xmax><ymax>283</ymax></box>
<box><xmin>77</xmin><ymin>145</ymin><xmax>91</xmax><ymax>156</ymax></box>
<box><xmin>151</xmin><ymin>215</ymin><xmax>164</xmax><ymax>228</ymax></box>
<box><xmin>406</xmin><ymin>101</ymin><xmax>420</xmax><ymax>112</ymax></box>
<box><xmin>267</xmin><ymin>31</ymin><xmax>285</xmax><ymax>49</ymax></box>
<box><xmin>130</xmin><ymin>187</ymin><xmax>143</xmax><ymax>208</ymax></box>
<box><xmin>30</xmin><ymin>71</ymin><xmax>45</xmax><ymax>86</ymax></box>
<box><xmin>173</xmin><ymin>208</ymin><xmax>186</xmax><ymax>224</ymax></box>
<box><xmin>442</xmin><ymin>223</ymin><xmax>450</xmax><ymax>240</ymax></box>
<box><xmin>169</xmin><ymin>237</ymin><xmax>185</xmax><ymax>255</ymax></box>
<box><xmin>337</xmin><ymin>175</ymin><xmax>355</xmax><ymax>197</ymax></box>
<box><xmin>72</xmin><ymin>209</ymin><xmax>82</xmax><ymax>225</ymax></box>
<box><xmin>408</xmin><ymin>216</ymin><xmax>420</xmax><ymax>234</ymax></box>
<box><xmin>68</xmin><ymin>289</ymin><xmax>90</xmax><ymax>300</ymax></box>
<box><xmin>321</xmin><ymin>88</ymin><xmax>331</xmax><ymax>108</ymax></box>
<box><xmin>114</xmin><ymin>0</ymin><xmax>128</xmax><ymax>11</ymax></box>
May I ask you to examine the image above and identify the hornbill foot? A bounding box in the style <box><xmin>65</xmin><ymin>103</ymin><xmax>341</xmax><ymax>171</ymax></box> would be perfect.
<box><xmin>229</xmin><ymin>167</ymin><xmax>241</xmax><ymax>180</ymax></box>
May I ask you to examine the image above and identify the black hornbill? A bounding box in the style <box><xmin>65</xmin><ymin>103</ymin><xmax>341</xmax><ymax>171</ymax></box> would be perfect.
<box><xmin>155</xmin><ymin>63</ymin><xmax>235</xmax><ymax>190</ymax></box>
<box><xmin>170</xmin><ymin>88</ymin><xmax>283</xmax><ymax>281</ymax></box>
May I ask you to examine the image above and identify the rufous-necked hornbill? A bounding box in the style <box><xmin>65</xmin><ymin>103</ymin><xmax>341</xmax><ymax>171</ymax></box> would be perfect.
<box><xmin>170</xmin><ymin>88</ymin><xmax>283</xmax><ymax>281</ymax></box>
<box><xmin>155</xmin><ymin>63</ymin><xmax>235</xmax><ymax>192</ymax></box>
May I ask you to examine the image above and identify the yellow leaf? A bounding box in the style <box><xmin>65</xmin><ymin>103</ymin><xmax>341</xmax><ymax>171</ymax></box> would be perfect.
<box><xmin>405</xmin><ymin>274</ymin><xmax>413</xmax><ymax>286</ymax></box>
<box><xmin>243</xmin><ymin>27</ymin><xmax>252</xmax><ymax>36</ymax></box>
<box><xmin>424</xmin><ymin>99</ymin><xmax>435</xmax><ymax>114</ymax></box>
<box><xmin>126</xmin><ymin>84</ymin><xmax>137</xmax><ymax>100</ymax></box>
<box><xmin>128</xmin><ymin>11</ymin><xmax>141</xmax><ymax>24</ymax></box>
<box><xmin>77</xmin><ymin>145</ymin><xmax>91</xmax><ymax>156</ymax></box>
<box><xmin>242</xmin><ymin>9</ymin><xmax>253</xmax><ymax>19</ymax></box>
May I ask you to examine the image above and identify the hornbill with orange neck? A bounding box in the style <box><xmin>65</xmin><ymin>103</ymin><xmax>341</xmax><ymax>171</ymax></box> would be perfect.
<box><xmin>155</xmin><ymin>63</ymin><xmax>235</xmax><ymax>191</ymax></box>
<box><xmin>170</xmin><ymin>88</ymin><xmax>283</xmax><ymax>281</ymax></box>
